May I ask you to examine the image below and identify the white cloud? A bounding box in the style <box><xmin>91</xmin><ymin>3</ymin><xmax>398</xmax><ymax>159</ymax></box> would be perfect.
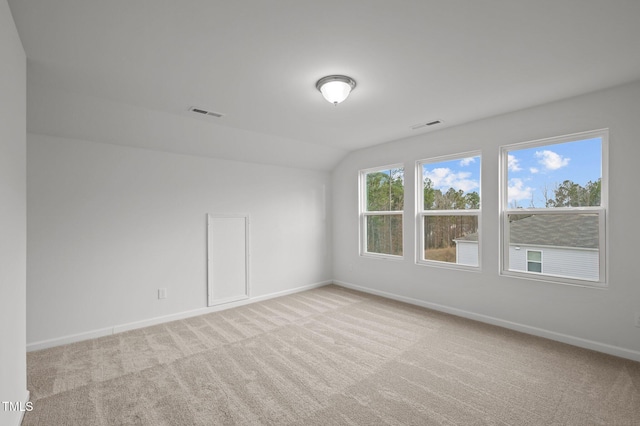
<box><xmin>529</xmin><ymin>167</ymin><xmax>539</xmax><ymax>174</ymax></box>
<box><xmin>508</xmin><ymin>154</ymin><xmax>522</xmax><ymax>172</ymax></box>
<box><xmin>535</xmin><ymin>150</ymin><xmax>570</xmax><ymax>170</ymax></box>
<box><xmin>424</xmin><ymin>167</ymin><xmax>479</xmax><ymax>192</ymax></box>
<box><xmin>459</xmin><ymin>157</ymin><xmax>476</xmax><ymax>166</ymax></box>
<box><xmin>508</xmin><ymin>178</ymin><xmax>533</xmax><ymax>204</ymax></box>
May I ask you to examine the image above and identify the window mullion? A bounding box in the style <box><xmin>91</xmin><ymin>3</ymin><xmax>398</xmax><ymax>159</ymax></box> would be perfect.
<box><xmin>421</xmin><ymin>210</ymin><xmax>479</xmax><ymax>216</ymax></box>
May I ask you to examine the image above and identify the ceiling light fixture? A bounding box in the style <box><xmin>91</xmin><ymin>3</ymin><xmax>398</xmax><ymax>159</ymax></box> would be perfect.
<box><xmin>316</xmin><ymin>75</ymin><xmax>356</xmax><ymax>105</ymax></box>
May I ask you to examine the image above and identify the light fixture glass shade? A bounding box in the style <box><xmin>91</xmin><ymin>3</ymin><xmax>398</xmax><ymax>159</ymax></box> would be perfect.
<box><xmin>320</xmin><ymin>80</ymin><xmax>351</xmax><ymax>104</ymax></box>
<box><xmin>316</xmin><ymin>75</ymin><xmax>356</xmax><ymax>105</ymax></box>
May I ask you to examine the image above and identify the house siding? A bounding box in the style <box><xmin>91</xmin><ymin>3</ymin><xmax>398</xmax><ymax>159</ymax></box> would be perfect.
<box><xmin>456</xmin><ymin>241</ymin><xmax>478</xmax><ymax>266</ymax></box>
<box><xmin>509</xmin><ymin>245</ymin><xmax>599</xmax><ymax>281</ymax></box>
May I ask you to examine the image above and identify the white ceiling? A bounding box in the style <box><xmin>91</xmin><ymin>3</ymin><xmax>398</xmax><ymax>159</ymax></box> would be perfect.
<box><xmin>9</xmin><ymin>0</ymin><xmax>640</xmax><ymax>156</ymax></box>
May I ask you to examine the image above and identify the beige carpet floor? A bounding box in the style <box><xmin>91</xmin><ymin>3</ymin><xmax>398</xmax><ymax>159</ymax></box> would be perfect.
<box><xmin>24</xmin><ymin>285</ymin><xmax>640</xmax><ymax>425</ymax></box>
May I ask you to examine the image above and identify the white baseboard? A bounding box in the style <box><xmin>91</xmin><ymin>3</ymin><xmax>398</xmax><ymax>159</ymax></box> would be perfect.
<box><xmin>334</xmin><ymin>280</ymin><xmax>640</xmax><ymax>363</ymax></box>
<box><xmin>27</xmin><ymin>281</ymin><xmax>331</xmax><ymax>352</ymax></box>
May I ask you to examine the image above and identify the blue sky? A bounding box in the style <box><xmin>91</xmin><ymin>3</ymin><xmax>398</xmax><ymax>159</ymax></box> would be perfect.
<box><xmin>507</xmin><ymin>137</ymin><xmax>602</xmax><ymax>208</ymax></box>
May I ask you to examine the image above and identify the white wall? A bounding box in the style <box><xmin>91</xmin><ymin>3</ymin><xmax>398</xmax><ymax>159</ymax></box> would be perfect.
<box><xmin>0</xmin><ymin>0</ymin><xmax>28</xmax><ymax>424</ymax></box>
<box><xmin>333</xmin><ymin>80</ymin><xmax>640</xmax><ymax>360</ymax></box>
<box><xmin>27</xmin><ymin>134</ymin><xmax>331</xmax><ymax>346</ymax></box>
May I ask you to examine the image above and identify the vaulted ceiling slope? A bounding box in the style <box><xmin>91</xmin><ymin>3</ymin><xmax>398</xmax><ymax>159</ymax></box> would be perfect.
<box><xmin>9</xmin><ymin>1</ymin><xmax>640</xmax><ymax>170</ymax></box>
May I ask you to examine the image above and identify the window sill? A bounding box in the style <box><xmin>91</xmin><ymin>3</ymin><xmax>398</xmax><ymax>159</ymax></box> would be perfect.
<box><xmin>360</xmin><ymin>252</ymin><xmax>405</xmax><ymax>261</ymax></box>
<box><xmin>500</xmin><ymin>269</ymin><xmax>607</xmax><ymax>289</ymax></box>
<box><xmin>416</xmin><ymin>259</ymin><xmax>481</xmax><ymax>273</ymax></box>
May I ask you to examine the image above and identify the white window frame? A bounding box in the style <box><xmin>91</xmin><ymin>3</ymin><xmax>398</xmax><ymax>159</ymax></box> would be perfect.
<box><xmin>359</xmin><ymin>164</ymin><xmax>405</xmax><ymax>260</ymax></box>
<box><xmin>416</xmin><ymin>151</ymin><xmax>481</xmax><ymax>271</ymax></box>
<box><xmin>499</xmin><ymin>129</ymin><xmax>608</xmax><ymax>287</ymax></box>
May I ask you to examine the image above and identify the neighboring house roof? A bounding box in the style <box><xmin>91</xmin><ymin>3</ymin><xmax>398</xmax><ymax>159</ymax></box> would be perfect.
<box><xmin>509</xmin><ymin>214</ymin><xmax>598</xmax><ymax>249</ymax></box>
<box><xmin>453</xmin><ymin>215</ymin><xmax>598</xmax><ymax>249</ymax></box>
<box><xmin>454</xmin><ymin>233</ymin><xmax>478</xmax><ymax>242</ymax></box>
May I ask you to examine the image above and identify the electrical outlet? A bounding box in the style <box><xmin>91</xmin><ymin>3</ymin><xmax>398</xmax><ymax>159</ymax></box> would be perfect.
<box><xmin>635</xmin><ymin>312</ymin><xmax>640</xmax><ymax>328</ymax></box>
<box><xmin>158</xmin><ymin>288</ymin><xmax>167</xmax><ymax>300</ymax></box>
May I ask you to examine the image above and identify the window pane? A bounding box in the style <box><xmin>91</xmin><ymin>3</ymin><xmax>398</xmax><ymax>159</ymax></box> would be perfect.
<box><xmin>508</xmin><ymin>213</ymin><xmax>599</xmax><ymax>281</ymax></box>
<box><xmin>507</xmin><ymin>137</ymin><xmax>602</xmax><ymax>208</ymax></box>
<box><xmin>527</xmin><ymin>251</ymin><xmax>542</xmax><ymax>262</ymax></box>
<box><xmin>527</xmin><ymin>262</ymin><xmax>542</xmax><ymax>273</ymax></box>
<box><xmin>424</xmin><ymin>215</ymin><xmax>478</xmax><ymax>265</ymax></box>
<box><xmin>422</xmin><ymin>156</ymin><xmax>480</xmax><ymax>210</ymax></box>
<box><xmin>366</xmin><ymin>168</ymin><xmax>404</xmax><ymax>212</ymax></box>
<box><xmin>366</xmin><ymin>215</ymin><xmax>403</xmax><ymax>256</ymax></box>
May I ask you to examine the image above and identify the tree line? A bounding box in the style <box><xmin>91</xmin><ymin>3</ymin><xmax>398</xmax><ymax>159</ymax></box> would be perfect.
<box><xmin>544</xmin><ymin>178</ymin><xmax>601</xmax><ymax>207</ymax></box>
<box><xmin>423</xmin><ymin>178</ymin><xmax>479</xmax><ymax>252</ymax></box>
<box><xmin>511</xmin><ymin>178</ymin><xmax>602</xmax><ymax>208</ymax></box>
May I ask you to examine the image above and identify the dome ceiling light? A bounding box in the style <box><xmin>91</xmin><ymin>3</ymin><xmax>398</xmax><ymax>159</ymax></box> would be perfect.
<box><xmin>316</xmin><ymin>75</ymin><xmax>356</xmax><ymax>105</ymax></box>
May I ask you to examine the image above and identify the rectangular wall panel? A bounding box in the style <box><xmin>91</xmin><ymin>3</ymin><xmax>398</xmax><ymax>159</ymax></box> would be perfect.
<box><xmin>207</xmin><ymin>214</ymin><xmax>249</xmax><ymax>306</ymax></box>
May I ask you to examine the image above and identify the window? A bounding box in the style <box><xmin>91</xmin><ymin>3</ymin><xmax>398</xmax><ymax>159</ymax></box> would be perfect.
<box><xmin>526</xmin><ymin>250</ymin><xmax>542</xmax><ymax>273</ymax></box>
<box><xmin>500</xmin><ymin>129</ymin><xmax>607</xmax><ymax>286</ymax></box>
<box><xmin>417</xmin><ymin>153</ymin><xmax>481</xmax><ymax>268</ymax></box>
<box><xmin>360</xmin><ymin>165</ymin><xmax>404</xmax><ymax>258</ymax></box>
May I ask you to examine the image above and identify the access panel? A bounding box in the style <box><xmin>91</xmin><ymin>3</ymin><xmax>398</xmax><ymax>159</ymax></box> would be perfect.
<box><xmin>207</xmin><ymin>214</ymin><xmax>249</xmax><ymax>306</ymax></box>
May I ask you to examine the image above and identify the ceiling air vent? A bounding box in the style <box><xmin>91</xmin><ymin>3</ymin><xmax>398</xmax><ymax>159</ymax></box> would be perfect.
<box><xmin>411</xmin><ymin>120</ymin><xmax>442</xmax><ymax>130</ymax></box>
<box><xmin>188</xmin><ymin>106</ymin><xmax>224</xmax><ymax>118</ymax></box>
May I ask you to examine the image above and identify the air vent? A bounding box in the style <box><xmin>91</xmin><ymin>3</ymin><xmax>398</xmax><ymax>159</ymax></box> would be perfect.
<box><xmin>411</xmin><ymin>120</ymin><xmax>442</xmax><ymax>130</ymax></box>
<box><xmin>188</xmin><ymin>106</ymin><xmax>224</xmax><ymax>118</ymax></box>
